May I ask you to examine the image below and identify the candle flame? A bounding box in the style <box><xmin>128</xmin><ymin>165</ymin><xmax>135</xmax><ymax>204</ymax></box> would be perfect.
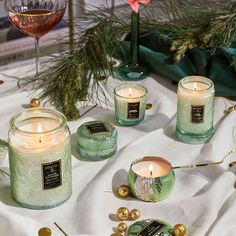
<box><xmin>37</xmin><ymin>123</ymin><xmax>42</xmax><ymax>143</ymax></box>
<box><xmin>37</xmin><ymin>123</ymin><xmax>43</xmax><ymax>133</ymax></box>
<box><xmin>149</xmin><ymin>164</ymin><xmax>153</xmax><ymax>177</ymax></box>
<box><xmin>193</xmin><ymin>82</ymin><xmax>197</xmax><ymax>91</ymax></box>
<box><xmin>128</xmin><ymin>88</ymin><xmax>132</xmax><ymax>97</ymax></box>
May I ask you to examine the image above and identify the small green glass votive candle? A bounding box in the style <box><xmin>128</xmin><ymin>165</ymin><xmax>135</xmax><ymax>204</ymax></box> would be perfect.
<box><xmin>76</xmin><ymin>120</ymin><xmax>117</xmax><ymax>161</ymax></box>
<box><xmin>8</xmin><ymin>108</ymin><xmax>72</xmax><ymax>209</ymax></box>
<box><xmin>128</xmin><ymin>156</ymin><xmax>175</xmax><ymax>202</ymax></box>
<box><xmin>114</xmin><ymin>83</ymin><xmax>147</xmax><ymax>126</ymax></box>
<box><xmin>176</xmin><ymin>76</ymin><xmax>215</xmax><ymax>144</ymax></box>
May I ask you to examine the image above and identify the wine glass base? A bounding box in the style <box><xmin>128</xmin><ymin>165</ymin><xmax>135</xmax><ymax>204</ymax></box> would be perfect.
<box><xmin>114</xmin><ymin>63</ymin><xmax>149</xmax><ymax>81</ymax></box>
<box><xmin>17</xmin><ymin>77</ymin><xmax>40</xmax><ymax>91</ymax></box>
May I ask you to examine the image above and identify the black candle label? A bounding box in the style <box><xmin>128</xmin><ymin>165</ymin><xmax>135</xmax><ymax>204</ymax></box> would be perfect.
<box><xmin>42</xmin><ymin>160</ymin><xmax>62</xmax><ymax>190</ymax></box>
<box><xmin>127</xmin><ymin>102</ymin><xmax>140</xmax><ymax>119</ymax></box>
<box><xmin>85</xmin><ymin>123</ymin><xmax>109</xmax><ymax>134</ymax></box>
<box><xmin>191</xmin><ymin>105</ymin><xmax>204</xmax><ymax>123</ymax></box>
<box><xmin>137</xmin><ymin>220</ymin><xmax>166</xmax><ymax>236</ymax></box>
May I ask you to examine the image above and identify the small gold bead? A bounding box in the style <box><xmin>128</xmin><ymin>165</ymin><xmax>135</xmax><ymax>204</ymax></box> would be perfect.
<box><xmin>38</xmin><ymin>227</ymin><xmax>52</xmax><ymax>236</ymax></box>
<box><xmin>117</xmin><ymin>222</ymin><xmax>128</xmax><ymax>233</ymax></box>
<box><xmin>117</xmin><ymin>185</ymin><xmax>130</xmax><ymax>197</ymax></box>
<box><xmin>29</xmin><ymin>98</ymin><xmax>41</xmax><ymax>108</ymax></box>
<box><xmin>116</xmin><ymin>207</ymin><xmax>129</xmax><ymax>221</ymax></box>
<box><xmin>145</xmin><ymin>103</ymin><xmax>152</xmax><ymax>110</ymax></box>
<box><xmin>173</xmin><ymin>224</ymin><xmax>187</xmax><ymax>236</ymax></box>
<box><xmin>129</xmin><ymin>209</ymin><xmax>141</xmax><ymax>221</ymax></box>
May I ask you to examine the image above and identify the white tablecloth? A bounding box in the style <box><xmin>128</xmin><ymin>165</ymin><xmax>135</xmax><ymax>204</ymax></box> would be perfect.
<box><xmin>0</xmin><ymin>60</ymin><xmax>236</xmax><ymax>236</ymax></box>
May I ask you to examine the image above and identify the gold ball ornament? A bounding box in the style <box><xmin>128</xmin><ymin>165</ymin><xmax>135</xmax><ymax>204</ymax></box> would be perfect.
<box><xmin>117</xmin><ymin>222</ymin><xmax>128</xmax><ymax>233</ymax></box>
<box><xmin>146</xmin><ymin>103</ymin><xmax>152</xmax><ymax>110</ymax></box>
<box><xmin>29</xmin><ymin>98</ymin><xmax>41</xmax><ymax>108</ymax></box>
<box><xmin>173</xmin><ymin>224</ymin><xmax>187</xmax><ymax>236</ymax></box>
<box><xmin>116</xmin><ymin>207</ymin><xmax>129</xmax><ymax>221</ymax></box>
<box><xmin>129</xmin><ymin>209</ymin><xmax>141</xmax><ymax>221</ymax></box>
<box><xmin>117</xmin><ymin>185</ymin><xmax>130</xmax><ymax>197</ymax></box>
<box><xmin>38</xmin><ymin>227</ymin><xmax>52</xmax><ymax>236</ymax></box>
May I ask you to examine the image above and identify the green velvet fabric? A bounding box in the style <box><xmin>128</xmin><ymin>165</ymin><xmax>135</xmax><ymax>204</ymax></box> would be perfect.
<box><xmin>119</xmin><ymin>32</ymin><xmax>236</xmax><ymax>97</ymax></box>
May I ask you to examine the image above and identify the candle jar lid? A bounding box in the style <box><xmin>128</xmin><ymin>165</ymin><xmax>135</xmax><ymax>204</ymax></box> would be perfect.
<box><xmin>76</xmin><ymin>120</ymin><xmax>117</xmax><ymax>161</ymax></box>
<box><xmin>128</xmin><ymin>218</ymin><xmax>172</xmax><ymax>236</ymax></box>
<box><xmin>128</xmin><ymin>156</ymin><xmax>175</xmax><ymax>202</ymax></box>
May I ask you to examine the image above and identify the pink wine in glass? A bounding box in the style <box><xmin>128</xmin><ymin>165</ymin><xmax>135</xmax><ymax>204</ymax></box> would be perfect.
<box><xmin>8</xmin><ymin>8</ymin><xmax>65</xmax><ymax>40</ymax></box>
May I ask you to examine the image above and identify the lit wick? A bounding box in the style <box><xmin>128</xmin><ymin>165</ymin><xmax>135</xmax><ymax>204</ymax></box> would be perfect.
<box><xmin>149</xmin><ymin>164</ymin><xmax>153</xmax><ymax>177</ymax></box>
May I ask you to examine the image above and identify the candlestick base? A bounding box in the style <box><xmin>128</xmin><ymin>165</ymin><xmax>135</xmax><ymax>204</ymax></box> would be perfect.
<box><xmin>176</xmin><ymin>127</ymin><xmax>214</xmax><ymax>144</ymax></box>
<box><xmin>114</xmin><ymin>63</ymin><xmax>149</xmax><ymax>81</ymax></box>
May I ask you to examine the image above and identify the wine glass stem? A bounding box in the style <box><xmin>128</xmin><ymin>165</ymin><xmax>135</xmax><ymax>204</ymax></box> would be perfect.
<box><xmin>34</xmin><ymin>39</ymin><xmax>40</xmax><ymax>77</ymax></box>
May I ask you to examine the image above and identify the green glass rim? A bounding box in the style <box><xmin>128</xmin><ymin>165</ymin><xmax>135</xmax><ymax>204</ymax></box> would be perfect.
<box><xmin>114</xmin><ymin>83</ymin><xmax>148</xmax><ymax>99</ymax></box>
<box><xmin>130</xmin><ymin>156</ymin><xmax>172</xmax><ymax>177</ymax></box>
<box><xmin>10</xmin><ymin>108</ymin><xmax>67</xmax><ymax>135</ymax></box>
<box><xmin>179</xmin><ymin>76</ymin><xmax>214</xmax><ymax>92</ymax></box>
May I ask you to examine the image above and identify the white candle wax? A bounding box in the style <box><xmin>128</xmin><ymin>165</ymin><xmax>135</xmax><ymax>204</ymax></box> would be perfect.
<box><xmin>132</xmin><ymin>157</ymin><xmax>171</xmax><ymax>178</ymax></box>
<box><xmin>177</xmin><ymin>76</ymin><xmax>214</xmax><ymax>134</ymax></box>
<box><xmin>116</xmin><ymin>87</ymin><xmax>146</xmax><ymax>98</ymax></box>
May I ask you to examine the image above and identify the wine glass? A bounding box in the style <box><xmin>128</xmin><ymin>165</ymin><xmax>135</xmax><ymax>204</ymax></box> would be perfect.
<box><xmin>4</xmin><ymin>0</ymin><xmax>67</xmax><ymax>89</ymax></box>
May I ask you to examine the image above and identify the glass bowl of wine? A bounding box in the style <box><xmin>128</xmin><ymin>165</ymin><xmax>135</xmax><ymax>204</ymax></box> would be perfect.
<box><xmin>5</xmin><ymin>0</ymin><xmax>67</xmax><ymax>89</ymax></box>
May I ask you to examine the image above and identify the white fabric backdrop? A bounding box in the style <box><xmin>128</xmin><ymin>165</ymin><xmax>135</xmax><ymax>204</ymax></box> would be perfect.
<box><xmin>0</xmin><ymin>60</ymin><xmax>236</xmax><ymax>236</ymax></box>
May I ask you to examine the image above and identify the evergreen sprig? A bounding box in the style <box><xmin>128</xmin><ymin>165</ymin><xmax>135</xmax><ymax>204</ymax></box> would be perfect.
<box><xmin>34</xmin><ymin>0</ymin><xmax>236</xmax><ymax>120</ymax></box>
<box><xmin>36</xmin><ymin>13</ymin><xmax>129</xmax><ymax>120</ymax></box>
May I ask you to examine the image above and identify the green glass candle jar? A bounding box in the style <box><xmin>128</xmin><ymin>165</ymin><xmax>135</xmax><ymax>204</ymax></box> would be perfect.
<box><xmin>8</xmin><ymin>108</ymin><xmax>72</xmax><ymax>209</ymax></box>
<box><xmin>128</xmin><ymin>219</ymin><xmax>173</xmax><ymax>236</ymax></box>
<box><xmin>114</xmin><ymin>83</ymin><xmax>147</xmax><ymax>126</ymax></box>
<box><xmin>76</xmin><ymin>120</ymin><xmax>117</xmax><ymax>161</ymax></box>
<box><xmin>176</xmin><ymin>76</ymin><xmax>215</xmax><ymax>144</ymax></box>
<box><xmin>128</xmin><ymin>156</ymin><xmax>175</xmax><ymax>202</ymax></box>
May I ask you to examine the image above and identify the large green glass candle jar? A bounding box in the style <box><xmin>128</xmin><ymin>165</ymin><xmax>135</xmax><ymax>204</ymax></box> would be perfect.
<box><xmin>114</xmin><ymin>83</ymin><xmax>147</xmax><ymax>126</ymax></box>
<box><xmin>8</xmin><ymin>108</ymin><xmax>72</xmax><ymax>209</ymax></box>
<box><xmin>176</xmin><ymin>76</ymin><xmax>215</xmax><ymax>144</ymax></box>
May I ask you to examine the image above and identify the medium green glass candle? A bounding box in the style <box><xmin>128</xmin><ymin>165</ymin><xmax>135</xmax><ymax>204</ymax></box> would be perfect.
<box><xmin>76</xmin><ymin>120</ymin><xmax>117</xmax><ymax>161</ymax></box>
<box><xmin>176</xmin><ymin>76</ymin><xmax>215</xmax><ymax>144</ymax></box>
<box><xmin>114</xmin><ymin>83</ymin><xmax>147</xmax><ymax>126</ymax></box>
<box><xmin>8</xmin><ymin>108</ymin><xmax>72</xmax><ymax>209</ymax></box>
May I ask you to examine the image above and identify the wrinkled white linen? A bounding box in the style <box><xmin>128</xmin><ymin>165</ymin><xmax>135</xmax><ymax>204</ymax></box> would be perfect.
<box><xmin>0</xmin><ymin>61</ymin><xmax>235</xmax><ymax>236</ymax></box>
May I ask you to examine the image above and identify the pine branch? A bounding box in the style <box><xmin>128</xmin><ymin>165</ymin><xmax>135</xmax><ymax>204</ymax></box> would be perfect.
<box><xmin>32</xmin><ymin>0</ymin><xmax>236</xmax><ymax>120</ymax></box>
